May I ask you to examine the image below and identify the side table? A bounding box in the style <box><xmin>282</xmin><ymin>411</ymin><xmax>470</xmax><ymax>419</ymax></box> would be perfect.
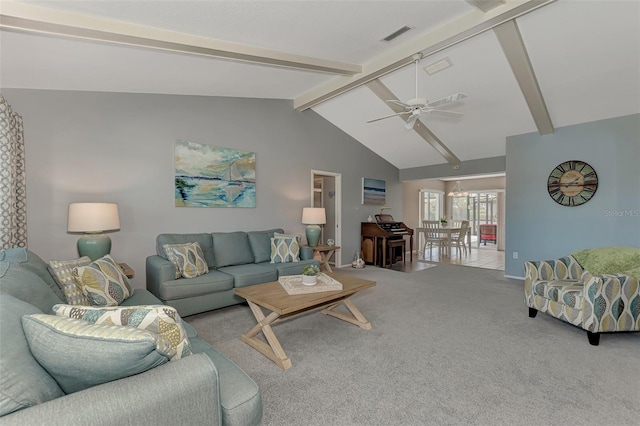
<box><xmin>119</xmin><ymin>263</ymin><xmax>135</xmax><ymax>278</ymax></box>
<box><xmin>306</xmin><ymin>244</ymin><xmax>340</xmax><ymax>273</ymax></box>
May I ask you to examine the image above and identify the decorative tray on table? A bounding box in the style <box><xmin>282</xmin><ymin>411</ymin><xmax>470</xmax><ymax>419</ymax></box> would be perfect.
<box><xmin>278</xmin><ymin>274</ymin><xmax>343</xmax><ymax>295</ymax></box>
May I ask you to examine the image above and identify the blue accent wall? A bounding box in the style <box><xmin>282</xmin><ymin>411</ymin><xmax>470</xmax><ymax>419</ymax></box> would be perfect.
<box><xmin>505</xmin><ymin>114</ymin><xmax>640</xmax><ymax>277</ymax></box>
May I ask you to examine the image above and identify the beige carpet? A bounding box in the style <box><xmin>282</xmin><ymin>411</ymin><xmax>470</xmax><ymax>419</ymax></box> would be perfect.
<box><xmin>186</xmin><ymin>264</ymin><xmax>640</xmax><ymax>426</ymax></box>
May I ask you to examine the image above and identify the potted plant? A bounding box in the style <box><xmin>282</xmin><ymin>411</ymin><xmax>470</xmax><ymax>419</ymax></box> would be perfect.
<box><xmin>301</xmin><ymin>265</ymin><xmax>322</xmax><ymax>286</ymax></box>
<box><xmin>440</xmin><ymin>217</ymin><xmax>448</xmax><ymax>226</ymax></box>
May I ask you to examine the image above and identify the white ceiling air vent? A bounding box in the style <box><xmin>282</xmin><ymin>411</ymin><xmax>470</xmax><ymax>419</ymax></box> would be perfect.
<box><xmin>381</xmin><ymin>25</ymin><xmax>415</xmax><ymax>43</ymax></box>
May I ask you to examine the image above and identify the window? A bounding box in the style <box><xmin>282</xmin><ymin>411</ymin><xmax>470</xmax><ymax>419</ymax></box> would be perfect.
<box><xmin>420</xmin><ymin>191</ymin><xmax>443</xmax><ymax>222</ymax></box>
<box><xmin>451</xmin><ymin>196</ymin><xmax>470</xmax><ymax>222</ymax></box>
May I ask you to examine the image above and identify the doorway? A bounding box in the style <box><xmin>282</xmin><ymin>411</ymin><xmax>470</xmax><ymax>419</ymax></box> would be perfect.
<box><xmin>311</xmin><ymin>170</ymin><xmax>342</xmax><ymax>268</ymax></box>
<box><xmin>450</xmin><ymin>191</ymin><xmax>504</xmax><ymax>251</ymax></box>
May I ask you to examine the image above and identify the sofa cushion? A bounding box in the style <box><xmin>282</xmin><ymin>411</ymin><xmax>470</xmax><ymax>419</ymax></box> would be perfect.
<box><xmin>163</xmin><ymin>242</ymin><xmax>209</xmax><ymax>279</ymax></box>
<box><xmin>73</xmin><ymin>254</ymin><xmax>133</xmax><ymax>306</ymax></box>
<box><xmin>217</xmin><ymin>263</ymin><xmax>278</xmax><ymax>288</ymax></box>
<box><xmin>53</xmin><ymin>304</ymin><xmax>192</xmax><ymax>360</ymax></box>
<box><xmin>0</xmin><ymin>295</ymin><xmax>64</xmax><ymax>416</ymax></box>
<box><xmin>247</xmin><ymin>229</ymin><xmax>284</xmax><ymax>263</ymax></box>
<box><xmin>270</xmin><ymin>236</ymin><xmax>300</xmax><ymax>263</ymax></box>
<box><xmin>157</xmin><ymin>233</ymin><xmax>215</xmax><ymax>269</ymax></box>
<box><xmin>48</xmin><ymin>257</ymin><xmax>92</xmax><ymax>305</ymax></box>
<box><xmin>157</xmin><ymin>269</ymin><xmax>235</xmax><ymax>300</ymax></box>
<box><xmin>212</xmin><ymin>232</ymin><xmax>255</xmax><ymax>267</ymax></box>
<box><xmin>0</xmin><ymin>261</ymin><xmax>63</xmax><ymax>313</ymax></box>
<box><xmin>22</xmin><ymin>314</ymin><xmax>171</xmax><ymax>394</ymax></box>
<box><xmin>248</xmin><ymin>232</ymin><xmax>273</xmax><ymax>263</ymax></box>
<box><xmin>0</xmin><ymin>248</ymin><xmax>66</xmax><ymax>300</ymax></box>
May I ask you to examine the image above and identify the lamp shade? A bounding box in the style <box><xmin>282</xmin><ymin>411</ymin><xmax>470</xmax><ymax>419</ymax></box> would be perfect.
<box><xmin>68</xmin><ymin>203</ymin><xmax>120</xmax><ymax>260</ymax></box>
<box><xmin>68</xmin><ymin>203</ymin><xmax>120</xmax><ymax>232</ymax></box>
<box><xmin>301</xmin><ymin>207</ymin><xmax>325</xmax><ymax>247</ymax></box>
<box><xmin>301</xmin><ymin>207</ymin><xmax>326</xmax><ymax>225</ymax></box>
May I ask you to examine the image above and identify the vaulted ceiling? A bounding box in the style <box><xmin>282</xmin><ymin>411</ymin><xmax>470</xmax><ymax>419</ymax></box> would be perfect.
<box><xmin>1</xmin><ymin>0</ymin><xmax>639</xmax><ymax>174</ymax></box>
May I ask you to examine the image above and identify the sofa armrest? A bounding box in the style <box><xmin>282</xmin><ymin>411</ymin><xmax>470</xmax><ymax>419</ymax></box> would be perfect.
<box><xmin>300</xmin><ymin>246</ymin><xmax>314</xmax><ymax>260</ymax></box>
<box><xmin>583</xmin><ymin>273</ymin><xmax>640</xmax><ymax>333</ymax></box>
<box><xmin>146</xmin><ymin>255</ymin><xmax>177</xmax><ymax>298</ymax></box>
<box><xmin>0</xmin><ymin>353</ymin><xmax>221</xmax><ymax>426</ymax></box>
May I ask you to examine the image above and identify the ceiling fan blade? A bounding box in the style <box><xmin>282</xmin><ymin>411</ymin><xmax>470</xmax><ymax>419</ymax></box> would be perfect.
<box><xmin>426</xmin><ymin>92</ymin><xmax>468</xmax><ymax>108</ymax></box>
<box><xmin>424</xmin><ymin>109</ymin><xmax>465</xmax><ymax>119</ymax></box>
<box><xmin>366</xmin><ymin>111</ymin><xmax>409</xmax><ymax>123</ymax></box>
<box><xmin>386</xmin><ymin>99</ymin><xmax>411</xmax><ymax>109</ymax></box>
<box><xmin>404</xmin><ymin>113</ymin><xmax>420</xmax><ymax>130</ymax></box>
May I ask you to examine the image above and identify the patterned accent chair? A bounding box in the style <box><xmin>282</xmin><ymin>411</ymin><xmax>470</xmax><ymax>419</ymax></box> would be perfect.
<box><xmin>524</xmin><ymin>255</ymin><xmax>640</xmax><ymax>345</ymax></box>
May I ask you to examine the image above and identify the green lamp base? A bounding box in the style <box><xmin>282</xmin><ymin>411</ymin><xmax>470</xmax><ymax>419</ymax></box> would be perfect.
<box><xmin>77</xmin><ymin>233</ymin><xmax>111</xmax><ymax>261</ymax></box>
<box><xmin>305</xmin><ymin>225</ymin><xmax>321</xmax><ymax>247</ymax></box>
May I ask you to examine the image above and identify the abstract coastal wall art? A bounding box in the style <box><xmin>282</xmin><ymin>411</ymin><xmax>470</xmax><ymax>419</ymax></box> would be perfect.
<box><xmin>175</xmin><ymin>140</ymin><xmax>256</xmax><ymax>208</ymax></box>
<box><xmin>362</xmin><ymin>177</ymin><xmax>386</xmax><ymax>205</ymax></box>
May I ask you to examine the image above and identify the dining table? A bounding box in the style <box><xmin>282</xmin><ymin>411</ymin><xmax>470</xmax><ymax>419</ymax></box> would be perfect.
<box><xmin>415</xmin><ymin>225</ymin><xmax>471</xmax><ymax>257</ymax></box>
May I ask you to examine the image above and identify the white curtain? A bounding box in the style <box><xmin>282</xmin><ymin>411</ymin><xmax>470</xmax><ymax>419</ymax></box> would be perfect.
<box><xmin>0</xmin><ymin>94</ymin><xmax>27</xmax><ymax>249</ymax></box>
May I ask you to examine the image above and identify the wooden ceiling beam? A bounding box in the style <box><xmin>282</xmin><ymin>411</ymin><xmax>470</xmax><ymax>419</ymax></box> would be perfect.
<box><xmin>294</xmin><ymin>0</ymin><xmax>556</xmax><ymax>111</ymax></box>
<box><xmin>0</xmin><ymin>0</ymin><xmax>361</xmax><ymax>76</ymax></box>
<box><xmin>494</xmin><ymin>19</ymin><xmax>554</xmax><ymax>135</ymax></box>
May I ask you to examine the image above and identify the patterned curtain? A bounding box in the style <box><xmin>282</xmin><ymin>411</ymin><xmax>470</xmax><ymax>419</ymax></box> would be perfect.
<box><xmin>0</xmin><ymin>94</ymin><xmax>27</xmax><ymax>249</ymax></box>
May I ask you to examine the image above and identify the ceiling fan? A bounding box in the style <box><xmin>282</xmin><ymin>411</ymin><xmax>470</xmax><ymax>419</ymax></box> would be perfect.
<box><xmin>367</xmin><ymin>53</ymin><xmax>468</xmax><ymax>130</ymax></box>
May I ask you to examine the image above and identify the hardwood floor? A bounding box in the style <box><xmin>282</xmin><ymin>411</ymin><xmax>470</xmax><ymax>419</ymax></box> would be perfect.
<box><xmin>362</xmin><ymin>238</ymin><xmax>505</xmax><ymax>273</ymax></box>
<box><xmin>380</xmin><ymin>246</ymin><xmax>504</xmax><ymax>273</ymax></box>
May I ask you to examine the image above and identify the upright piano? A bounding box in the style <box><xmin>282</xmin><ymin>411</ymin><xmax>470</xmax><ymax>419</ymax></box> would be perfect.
<box><xmin>361</xmin><ymin>214</ymin><xmax>414</xmax><ymax>268</ymax></box>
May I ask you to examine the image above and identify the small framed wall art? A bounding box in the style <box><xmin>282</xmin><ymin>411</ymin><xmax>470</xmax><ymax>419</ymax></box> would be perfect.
<box><xmin>362</xmin><ymin>177</ymin><xmax>386</xmax><ymax>205</ymax></box>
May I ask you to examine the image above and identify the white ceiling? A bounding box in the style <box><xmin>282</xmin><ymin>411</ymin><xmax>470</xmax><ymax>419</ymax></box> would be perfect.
<box><xmin>1</xmin><ymin>0</ymin><xmax>639</xmax><ymax>172</ymax></box>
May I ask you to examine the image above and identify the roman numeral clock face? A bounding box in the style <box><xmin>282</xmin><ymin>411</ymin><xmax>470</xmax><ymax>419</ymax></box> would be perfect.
<box><xmin>547</xmin><ymin>161</ymin><xmax>598</xmax><ymax>206</ymax></box>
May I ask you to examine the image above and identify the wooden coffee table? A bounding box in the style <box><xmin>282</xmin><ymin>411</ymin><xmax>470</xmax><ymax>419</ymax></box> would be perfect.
<box><xmin>234</xmin><ymin>273</ymin><xmax>375</xmax><ymax>370</ymax></box>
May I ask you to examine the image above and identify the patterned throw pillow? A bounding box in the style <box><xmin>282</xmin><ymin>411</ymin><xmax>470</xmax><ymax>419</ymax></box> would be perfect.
<box><xmin>270</xmin><ymin>236</ymin><xmax>300</xmax><ymax>264</ymax></box>
<box><xmin>73</xmin><ymin>255</ymin><xmax>132</xmax><ymax>306</ymax></box>
<box><xmin>163</xmin><ymin>242</ymin><xmax>209</xmax><ymax>279</ymax></box>
<box><xmin>48</xmin><ymin>257</ymin><xmax>92</xmax><ymax>305</ymax></box>
<box><xmin>53</xmin><ymin>304</ymin><xmax>192</xmax><ymax>360</ymax></box>
<box><xmin>22</xmin><ymin>314</ymin><xmax>171</xmax><ymax>394</ymax></box>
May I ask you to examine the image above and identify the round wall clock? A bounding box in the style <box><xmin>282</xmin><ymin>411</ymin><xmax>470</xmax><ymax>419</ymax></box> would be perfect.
<box><xmin>547</xmin><ymin>160</ymin><xmax>598</xmax><ymax>207</ymax></box>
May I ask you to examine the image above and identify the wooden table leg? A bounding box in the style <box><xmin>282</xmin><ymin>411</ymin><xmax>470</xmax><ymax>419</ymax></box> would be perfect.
<box><xmin>321</xmin><ymin>298</ymin><xmax>372</xmax><ymax>330</ymax></box>
<box><xmin>409</xmin><ymin>235</ymin><xmax>413</xmax><ymax>262</ymax></box>
<box><xmin>318</xmin><ymin>249</ymin><xmax>335</xmax><ymax>273</ymax></box>
<box><xmin>240</xmin><ymin>300</ymin><xmax>292</xmax><ymax>370</ymax></box>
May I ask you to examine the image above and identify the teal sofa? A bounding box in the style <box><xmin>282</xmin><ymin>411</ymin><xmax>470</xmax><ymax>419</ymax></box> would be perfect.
<box><xmin>146</xmin><ymin>228</ymin><xmax>320</xmax><ymax>317</ymax></box>
<box><xmin>0</xmin><ymin>248</ymin><xmax>262</xmax><ymax>425</ymax></box>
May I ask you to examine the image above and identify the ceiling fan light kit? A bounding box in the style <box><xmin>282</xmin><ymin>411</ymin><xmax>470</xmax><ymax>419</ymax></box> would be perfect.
<box><xmin>366</xmin><ymin>53</ymin><xmax>468</xmax><ymax>128</ymax></box>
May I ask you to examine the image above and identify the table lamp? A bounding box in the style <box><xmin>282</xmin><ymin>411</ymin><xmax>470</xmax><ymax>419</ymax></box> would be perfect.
<box><xmin>67</xmin><ymin>203</ymin><xmax>120</xmax><ymax>261</ymax></box>
<box><xmin>301</xmin><ymin>207</ymin><xmax>326</xmax><ymax>247</ymax></box>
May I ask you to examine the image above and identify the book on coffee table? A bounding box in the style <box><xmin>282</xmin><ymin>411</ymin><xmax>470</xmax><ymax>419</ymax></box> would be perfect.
<box><xmin>278</xmin><ymin>274</ymin><xmax>343</xmax><ymax>295</ymax></box>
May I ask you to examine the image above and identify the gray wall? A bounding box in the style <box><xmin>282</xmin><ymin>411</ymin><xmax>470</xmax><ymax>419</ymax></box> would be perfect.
<box><xmin>2</xmin><ymin>89</ymin><xmax>401</xmax><ymax>287</ymax></box>
<box><xmin>505</xmin><ymin>114</ymin><xmax>640</xmax><ymax>277</ymax></box>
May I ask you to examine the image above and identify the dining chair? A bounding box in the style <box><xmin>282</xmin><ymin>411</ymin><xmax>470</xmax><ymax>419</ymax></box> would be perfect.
<box><xmin>449</xmin><ymin>221</ymin><xmax>469</xmax><ymax>257</ymax></box>
<box><xmin>422</xmin><ymin>220</ymin><xmax>446</xmax><ymax>258</ymax></box>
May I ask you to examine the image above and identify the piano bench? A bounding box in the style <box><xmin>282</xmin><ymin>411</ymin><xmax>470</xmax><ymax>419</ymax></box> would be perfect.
<box><xmin>387</xmin><ymin>239</ymin><xmax>406</xmax><ymax>266</ymax></box>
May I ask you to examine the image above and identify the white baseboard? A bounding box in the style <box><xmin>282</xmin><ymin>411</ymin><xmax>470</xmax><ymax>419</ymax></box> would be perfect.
<box><xmin>504</xmin><ymin>274</ymin><xmax>524</xmax><ymax>280</ymax></box>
